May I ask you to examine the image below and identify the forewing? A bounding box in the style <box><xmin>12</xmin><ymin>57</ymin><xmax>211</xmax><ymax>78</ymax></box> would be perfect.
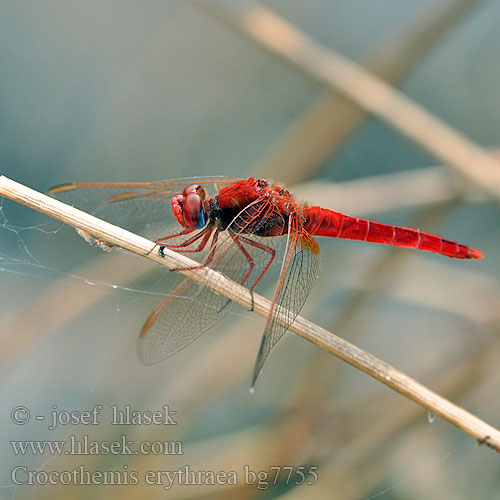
<box><xmin>49</xmin><ymin>176</ymin><xmax>240</xmax><ymax>241</ymax></box>
<box><xmin>137</xmin><ymin>198</ymin><xmax>288</xmax><ymax>364</ymax></box>
<box><xmin>251</xmin><ymin>214</ymin><xmax>320</xmax><ymax>386</ymax></box>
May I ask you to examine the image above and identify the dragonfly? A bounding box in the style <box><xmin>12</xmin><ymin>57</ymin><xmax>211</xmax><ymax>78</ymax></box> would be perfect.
<box><xmin>49</xmin><ymin>176</ymin><xmax>483</xmax><ymax>387</ymax></box>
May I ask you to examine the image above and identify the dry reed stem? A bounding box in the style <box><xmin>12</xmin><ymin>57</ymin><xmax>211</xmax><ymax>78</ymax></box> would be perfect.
<box><xmin>1</xmin><ymin>165</ymin><xmax>478</xmax><ymax>384</ymax></box>
<box><xmin>1</xmin><ymin>175</ymin><xmax>499</xmax><ymax>452</ymax></box>
<box><xmin>254</xmin><ymin>0</ymin><xmax>486</xmax><ymax>184</ymax></box>
<box><xmin>192</xmin><ymin>1</ymin><xmax>500</xmax><ymax>201</ymax></box>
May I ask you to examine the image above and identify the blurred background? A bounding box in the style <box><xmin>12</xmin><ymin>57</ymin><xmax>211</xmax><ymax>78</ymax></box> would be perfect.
<box><xmin>1</xmin><ymin>0</ymin><xmax>500</xmax><ymax>498</ymax></box>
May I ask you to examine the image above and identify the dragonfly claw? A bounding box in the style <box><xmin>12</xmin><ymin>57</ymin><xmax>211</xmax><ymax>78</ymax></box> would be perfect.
<box><xmin>248</xmin><ymin>290</ymin><xmax>255</xmax><ymax>312</ymax></box>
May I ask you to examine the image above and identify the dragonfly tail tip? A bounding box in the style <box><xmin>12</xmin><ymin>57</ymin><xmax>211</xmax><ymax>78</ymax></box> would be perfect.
<box><xmin>471</xmin><ymin>248</ymin><xmax>484</xmax><ymax>259</ymax></box>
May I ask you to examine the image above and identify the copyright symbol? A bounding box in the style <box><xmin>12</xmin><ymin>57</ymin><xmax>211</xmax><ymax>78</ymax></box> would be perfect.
<box><xmin>11</xmin><ymin>406</ymin><xmax>30</xmax><ymax>425</ymax></box>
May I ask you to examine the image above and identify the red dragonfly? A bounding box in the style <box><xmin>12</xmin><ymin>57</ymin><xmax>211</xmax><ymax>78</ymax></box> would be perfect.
<box><xmin>50</xmin><ymin>177</ymin><xmax>482</xmax><ymax>386</ymax></box>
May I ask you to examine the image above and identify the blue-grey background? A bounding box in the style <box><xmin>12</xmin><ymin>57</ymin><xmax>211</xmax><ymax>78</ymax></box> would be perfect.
<box><xmin>1</xmin><ymin>1</ymin><xmax>499</xmax><ymax>499</ymax></box>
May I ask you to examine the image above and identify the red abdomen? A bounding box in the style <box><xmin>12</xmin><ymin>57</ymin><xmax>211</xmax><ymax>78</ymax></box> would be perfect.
<box><xmin>302</xmin><ymin>206</ymin><xmax>483</xmax><ymax>259</ymax></box>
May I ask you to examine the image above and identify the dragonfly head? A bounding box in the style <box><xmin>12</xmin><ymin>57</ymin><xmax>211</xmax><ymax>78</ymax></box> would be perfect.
<box><xmin>171</xmin><ymin>184</ymin><xmax>207</xmax><ymax>229</ymax></box>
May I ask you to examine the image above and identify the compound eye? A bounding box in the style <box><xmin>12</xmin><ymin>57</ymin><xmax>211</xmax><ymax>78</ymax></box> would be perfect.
<box><xmin>182</xmin><ymin>184</ymin><xmax>206</xmax><ymax>200</ymax></box>
<box><xmin>183</xmin><ymin>193</ymin><xmax>206</xmax><ymax>229</ymax></box>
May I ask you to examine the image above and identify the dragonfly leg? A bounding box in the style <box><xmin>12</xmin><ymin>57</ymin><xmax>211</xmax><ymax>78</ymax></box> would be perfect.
<box><xmin>156</xmin><ymin>227</ymin><xmax>195</xmax><ymax>244</ymax></box>
<box><xmin>158</xmin><ymin>224</ymin><xmax>215</xmax><ymax>261</ymax></box>
<box><xmin>159</xmin><ymin>225</ymin><xmax>212</xmax><ymax>251</ymax></box>
<box><xmin>228</xmin><ymin>233</ymin><xmax>255</xmax><ymax>288</ymax></box>
<box><xmin>228</xmin><ymin>233</ymin><xmax>275</xmax><ymax>312</ymax></box>
<box><xmin>147</xmin><ymin>228</ymin><xmax>197</xmax><ymax>255</ymax></box>
<box><xmin>234</xmin><ymin>235</ymin><xmax>276</xmax><ymax>290</ymax></box>
<box><xmin>170</xmin><ymin>228</ymin><xmax>220</xmax><ymax>273</ymax></box>
<box><xmin>179</xmin><ymin>230</ymin><xmax>233</xmax><ymax>315</ymax></box>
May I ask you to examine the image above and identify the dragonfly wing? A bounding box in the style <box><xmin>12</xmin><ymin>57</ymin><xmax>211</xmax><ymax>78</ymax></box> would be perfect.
<box><xmin>251</xmin><ymin>214</ymin><xmax>321</xmax><ymax>387</ymax></box>
<box><xmin>49</xmin><ymin>176</ymin><xmax>241</xmax><ymax>241</ymax></box>
<box><xmin>137</xmin><ymin>275</ymin><xmax>235</xmax><ymax>364</ymax></box>
<box><xmin>137</xmin><ymin>198</ymin><xmax>288</xmax><ymax>365</ymax></box>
